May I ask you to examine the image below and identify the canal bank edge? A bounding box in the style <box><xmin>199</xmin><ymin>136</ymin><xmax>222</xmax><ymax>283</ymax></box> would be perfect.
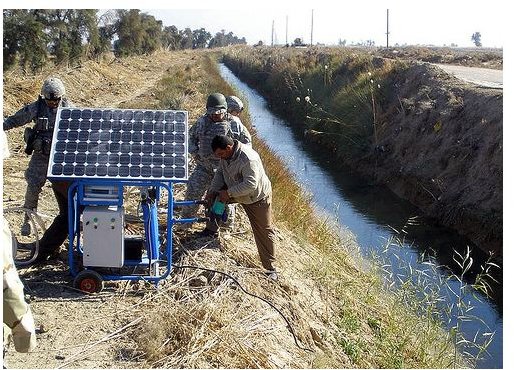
<box><xmin>222</xmin><ymin>48</ymin><xmax>502</xmax><ymax>258</ymax></box>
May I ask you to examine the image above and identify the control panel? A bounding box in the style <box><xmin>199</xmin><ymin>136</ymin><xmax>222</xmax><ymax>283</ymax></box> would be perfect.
<box><xmin>82</xmin><ymin>206</ymin><xmax>124</xmax><ymax>267</ymax></box>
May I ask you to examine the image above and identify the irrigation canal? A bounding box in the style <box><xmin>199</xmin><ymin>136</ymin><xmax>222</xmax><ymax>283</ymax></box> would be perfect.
<box><xmin>219</xmin><ymin>63</ymin><xmax>503</xmax><ymax>368</ymax></box>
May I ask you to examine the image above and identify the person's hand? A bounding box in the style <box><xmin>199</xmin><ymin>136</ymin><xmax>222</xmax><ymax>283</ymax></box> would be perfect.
<box><xmin>204</xmin><ymin>192</ymin><xmax>216</xmax><ymax>208</ymax></box>
<box><xmin>218</xmin><ymin>189</ymin><xmax>230</xmax><ymax>203</ymax></box>
<box><xmin>205</xmin><ymin>192</ymin><xmax>216</xmax><ymax>200</ymax></box>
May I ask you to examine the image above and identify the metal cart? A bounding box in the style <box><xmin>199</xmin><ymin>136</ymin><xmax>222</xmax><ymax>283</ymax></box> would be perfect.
<box><xmin>67</xmin><ymin>179</ymin><xmax>204</xmax><ymax>293</ymax></box>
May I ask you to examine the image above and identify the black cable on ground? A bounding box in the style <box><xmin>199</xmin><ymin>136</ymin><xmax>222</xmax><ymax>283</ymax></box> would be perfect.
<box><xmin>171</xmin><ymin>263</ymin><xmax>315</xmax><ymax>353</ymax></box>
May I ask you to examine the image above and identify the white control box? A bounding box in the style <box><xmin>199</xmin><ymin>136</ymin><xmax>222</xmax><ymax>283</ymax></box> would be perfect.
<box><xmin>83</xmin><ymin>206</ymin><xmax>124</xmax><ymax>267</ymax></box>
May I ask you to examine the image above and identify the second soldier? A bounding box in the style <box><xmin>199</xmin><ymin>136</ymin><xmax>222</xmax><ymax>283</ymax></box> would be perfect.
<box><xmin>183</xmin><ymin>93</ymin><xmax>251</xmax><ymax>236</ymax></box>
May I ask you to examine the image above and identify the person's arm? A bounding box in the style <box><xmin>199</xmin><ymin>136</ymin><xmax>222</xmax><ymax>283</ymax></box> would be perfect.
<box><xmin>188</xmin><ymin>119</ymin><xmax>200</xmax><ymax>155</ymax></box>
<box><xmin>226</xmin><ymin>160</ymin><xmax>259</xmax><ymax>198</ymax></box>
<box><xmin>238</xmin><ymin>123</ymin><xmax>252</xmax><ymax>146</ymax></box>
<box><xmin>229</xmin><ymin>117</ymin><xmax>252</xmax><ymax>145</ymax></box>
<box><xmin>208</xmin><ymin>166</ymin><xmax>226</xmax><ymax>194</ymax></box>
<box><xmin>3</xmin><ymin>102</ymin><xmax>38</xmax><ymax>131</ymax></box>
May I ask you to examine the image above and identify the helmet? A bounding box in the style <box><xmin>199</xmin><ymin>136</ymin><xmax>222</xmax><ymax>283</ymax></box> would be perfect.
<box><xmin>206</xmin><ymin>93</ymin><xmax>227</xmax><ymax>114</ymax></box>
<box><xmin>41</xmin><ymin>77</ymin><xmax>65</xmax><ymax>100</ymax></box>
<box><xmin>226</xmin><ymin>95</ymin><xmax>244</xmax><ymax>113</ymax></box>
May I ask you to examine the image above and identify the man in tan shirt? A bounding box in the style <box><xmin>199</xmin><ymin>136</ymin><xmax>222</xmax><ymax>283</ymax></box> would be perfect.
<box><xmin>206</xmin><ymin>135</ymin><xmax>277</xmax><ymax>280</ymax></box>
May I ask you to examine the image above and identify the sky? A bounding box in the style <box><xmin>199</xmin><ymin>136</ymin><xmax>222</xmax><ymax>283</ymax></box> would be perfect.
<box><xmin>2</xmin><ymin>0</ymin><xmax>507</xmax><ymax>48</ymax></box>
<box><xmin>142</xmin><ymin>2</ymin><xmax>506</xmax><ymax>48</ymax></box>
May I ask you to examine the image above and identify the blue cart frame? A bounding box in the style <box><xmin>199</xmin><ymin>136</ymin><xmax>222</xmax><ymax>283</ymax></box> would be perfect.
<box><xmin>67</xmin><ymin>179</ymin><xmax>204</xmax><ymax>292</ymax></box>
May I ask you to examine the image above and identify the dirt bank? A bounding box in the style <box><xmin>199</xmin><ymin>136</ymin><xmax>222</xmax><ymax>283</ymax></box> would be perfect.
<box><xmin>369</xmin><ymin>62</ymin><xmax>502</xmax><ymax>255</ymax></box>
<box><xmin>307</xmin><ymin>61</ymin><xmax>503</xmax><ymax>255</ymax></box>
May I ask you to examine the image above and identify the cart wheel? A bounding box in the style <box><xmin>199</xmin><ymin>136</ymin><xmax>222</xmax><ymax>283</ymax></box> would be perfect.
<box><xmin>73</xmin><ymin>270</ymin><xmax>104</xmax><ymax>293</ymax></box>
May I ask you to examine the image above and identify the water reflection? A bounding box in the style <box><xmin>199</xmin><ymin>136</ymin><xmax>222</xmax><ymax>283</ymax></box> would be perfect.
<box><xmin>219</xmin><ymin>63</ymin><xmax>502</xmax><ymax>368</ymax></box>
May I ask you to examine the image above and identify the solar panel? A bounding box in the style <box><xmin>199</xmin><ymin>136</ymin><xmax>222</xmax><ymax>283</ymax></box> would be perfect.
<box><xmin>47</xmin><ymin>108</ymin><xmax>188</xmax><ymax>181</ymax></box>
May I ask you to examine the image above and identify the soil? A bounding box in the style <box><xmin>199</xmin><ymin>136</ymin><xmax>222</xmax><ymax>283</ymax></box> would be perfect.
<box><xmin>366</xmin><ymin>61</ymin><xmax>502</xmax><ymax>255</ymax></box>
<box><xmin>374</xmin><ymin>46</ymin><xmax>503</xmax><ymax>70</ymax></box>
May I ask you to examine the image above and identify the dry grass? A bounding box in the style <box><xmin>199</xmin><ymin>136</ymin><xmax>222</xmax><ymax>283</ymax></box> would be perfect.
<box><xmin>132</xmin><ymin>245</ymin><xmax>338</xmax><ymax>368</ymax></box>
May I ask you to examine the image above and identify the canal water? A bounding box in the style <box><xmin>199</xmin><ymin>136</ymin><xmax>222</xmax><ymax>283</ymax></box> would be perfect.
<box><xmin>219</xmin><ymin>63</ymin><xmax>503</xmax><ymax>368</ymax></box>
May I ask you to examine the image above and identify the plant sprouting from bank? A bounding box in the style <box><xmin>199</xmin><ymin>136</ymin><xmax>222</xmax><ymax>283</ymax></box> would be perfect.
<box><xmin>369</xmin><ymin>222</ymin><xmax>499</xmax><ymax>368</ymax></box>
<box><xmin>446</xmin><ymin>246</ymin><xmax>497</xmax><ymax>367</ymax></box>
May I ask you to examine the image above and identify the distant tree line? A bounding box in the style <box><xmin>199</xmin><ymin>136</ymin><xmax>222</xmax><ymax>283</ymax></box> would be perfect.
<box><xmin>3</xmin><ymin>9</ymin><xmax>247</xmax><ymax>72</ymax></box>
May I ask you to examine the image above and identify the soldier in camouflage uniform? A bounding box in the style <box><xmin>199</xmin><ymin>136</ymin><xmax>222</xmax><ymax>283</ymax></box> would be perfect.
<box><xmin>2</xmin><ymin>130</ymin><xmax>37</xmax><ymax>362</ymax></box>
<box><xmin>226</xmin><ymin>95</ymin><xmax>245</xmax><ymax>118</ymax></box>
<box><xmin>226</xmin><ymin>95</ymin><xmax>249</xmax><ymax>145</ymax></box>
<box><xmin>224</xmin><ymin>95</ymin><xmax>248</xmax><ymax>228</ymax></box>
<box><xmin>3</xmin><ymin>77</ymin><xmax>73</xmax><ymax>236</ymax></box>
<box><xmin>183</xmin><ymin>93</ymin><xmax>252</xmax><ymax>235</ymax></box>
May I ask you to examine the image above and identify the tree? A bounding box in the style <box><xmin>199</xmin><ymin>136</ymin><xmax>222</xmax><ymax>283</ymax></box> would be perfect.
<box><xmin>162</xmin><ymin>25</ymin><xmax>182</xmax><ymax>50</ymax></box>
<box><xmin>140</xmin><ymin>13</ymin><xmax>163</xmax><ymax>54</ymax></box>
<box><xmin>471</xmin><ymin>32</ymin><xmax>482</xmax><ymax>47</ymax></box>
<box><xmin>3</xmin><ymin>8</ymin><xmax>250</xmax><ymax>69</ymax></box>
<box><xmin>192</xmin><ymin>28</ymin><xmax>211</xmax><ymax>49</ymax></box>
<box><xmin>208</xmin><ymin>29</ymin><xmax>246</xmax><ymax>48</ymax></box>
<box><xmin>3</xmin><ymin>10</ymin><xmax>49</xmax><ymax>72</ymax></box>
<box><xmin>94</xmin><ymin>11</ymin><xmax>118</xmax><ymax>58</ymax></box>
<box><xmin>36</xmin><ymin>10</ymin><xmax>101</xmax><ymax>65</ymax></box>
<box><xmin>114</xmin><ymin>9</ymin><xmax>144</xmax><ymax>56</ymax></box>
<box><xmin>293</xmin><ymin>38</ymin><xmax>305</xmax><ymax>46</ymax></box>
<box><xmin>179</xmin><ymin>28</ymin><xmax>194</xmax><ymax>49</ymax></box>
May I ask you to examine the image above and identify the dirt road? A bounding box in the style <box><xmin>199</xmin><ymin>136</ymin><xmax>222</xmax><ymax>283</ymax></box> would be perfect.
<box><xmin>435</xmin><ymin>64</ymin><xmax>503</xmax><ymax>89</ymax></box>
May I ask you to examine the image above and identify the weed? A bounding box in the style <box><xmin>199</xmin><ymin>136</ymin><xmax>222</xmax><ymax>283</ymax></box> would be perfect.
<box><xmin>372</xmin><ymin>229</ymin><xmax>499</xmax><ymax>368</ymax></box>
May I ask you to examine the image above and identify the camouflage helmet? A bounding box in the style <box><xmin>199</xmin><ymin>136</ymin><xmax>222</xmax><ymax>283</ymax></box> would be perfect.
<box><xmin>41</xmin><ymin>77</ymin><xmax>65</xmax><ymax>100</ymax></box>
<box><xmin>206</xmin><ymin>93</ymin><xmax>227</xmax><ymax>114</ymax></box>
<box><xmin>226</xmin><ymin>95</ymin><xmax>244</xmax><ymax>113</ymax></box>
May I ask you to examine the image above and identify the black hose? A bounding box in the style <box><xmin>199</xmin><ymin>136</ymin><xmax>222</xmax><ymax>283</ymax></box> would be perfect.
<box><xmin>171</xmin><ymin>263</ymin><xmax>315</xmax><ymax>353</ymax></box>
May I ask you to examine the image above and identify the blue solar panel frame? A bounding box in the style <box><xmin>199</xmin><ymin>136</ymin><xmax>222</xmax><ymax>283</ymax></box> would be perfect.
<box><xmin>47</xmin><ymin>107</ymin><xmax>189</xmax><ymax>181</ymax></box>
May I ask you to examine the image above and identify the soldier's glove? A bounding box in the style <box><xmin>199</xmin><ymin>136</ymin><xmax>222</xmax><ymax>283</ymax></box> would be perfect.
<box><xmin>11</xmin><ymin>312</ymin><xmax>37</xmax><ymax>353</ymax></box>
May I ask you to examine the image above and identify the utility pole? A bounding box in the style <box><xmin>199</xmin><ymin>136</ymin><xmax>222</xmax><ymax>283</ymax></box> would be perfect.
<box><xmin>286</xmin><ymin>15</ymin><xmax>288</xmax><ymax>45</ymax></box>
<box><xmin>271</xmin><ymin>20</ymin><xmax>274</xmax><ymax>46</ymax></box>
<box><xmin>386</xmin><ymin>9</ymin><xmax>390</xmax><ymax>48</ymax></box>
<box><xmin>310</xmin><ymin>9</ymin><xmax>314</xmax><ymax>46</ymax></box>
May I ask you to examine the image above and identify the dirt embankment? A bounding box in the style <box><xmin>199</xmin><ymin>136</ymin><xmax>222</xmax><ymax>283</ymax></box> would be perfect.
<box><xmin>301</xmin><ymin>59</ymin><xmax>502</xmax><ymax>256</ymax></box>
<box><xmin>375</xmin><ymin>46</ymin><xmax>503</xmax><ymax>70</ymax></box>
<box><xmin>363</xmin><ymin>62</ymin><xmax>502</xmax><ymax>255</ymax></box>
